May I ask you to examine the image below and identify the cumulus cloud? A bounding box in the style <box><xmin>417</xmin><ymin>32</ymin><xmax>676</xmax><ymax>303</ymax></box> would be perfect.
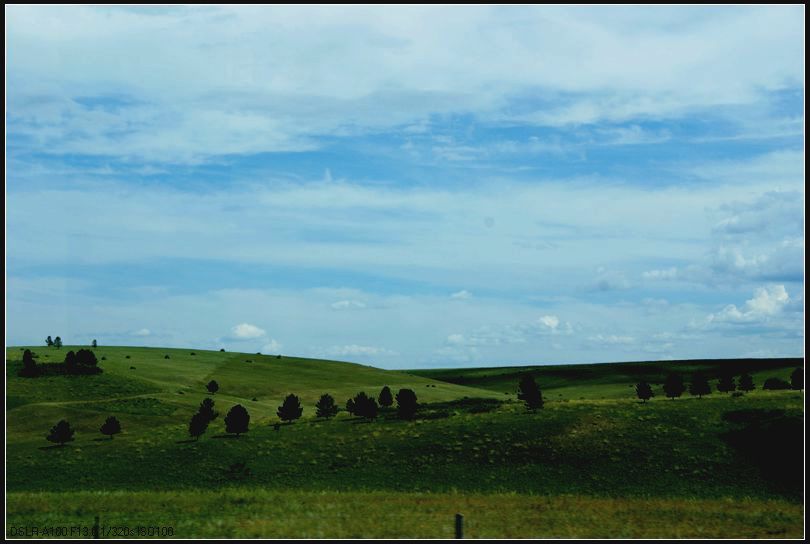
<box><xmin>707</xmin><ymin>285</ymin><xmax>792</xmax><ymax>324</ymax></box>
<box><xmin>261</xmin><ymin>339</ymin><xmax>282</xmax><ymax>353</ymax></box>
<box><xmin>450</xmin><ymin>290</ymin><xmax>472</xmax><ymax>300</ymax></box>
<box><xmin>231</xmin><ymin>322</ymin><xmax>266</xmax><ymax>339</ymax></box>
<box><xmin>538</xmin><ymin>315</ymin><xmax>560</xmax><ymax>331</ymax></box>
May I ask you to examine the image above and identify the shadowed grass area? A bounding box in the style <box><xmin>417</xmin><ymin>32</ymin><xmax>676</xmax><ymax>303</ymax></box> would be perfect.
<box><xmin>6</xmin><ymin>489</ymin><xmax>803</xmax><ymax>538</ymax></box>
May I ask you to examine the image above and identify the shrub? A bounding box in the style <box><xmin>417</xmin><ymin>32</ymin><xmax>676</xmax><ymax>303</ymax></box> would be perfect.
<box><xmin>164</xmin><ymin>355</ymin><xmax>170</xmax><ymax>359</ymax></box>
<box><xmin>763</xmin><ymin>377</ymin><xmax>791</xmax><ymax>390</ymax></box>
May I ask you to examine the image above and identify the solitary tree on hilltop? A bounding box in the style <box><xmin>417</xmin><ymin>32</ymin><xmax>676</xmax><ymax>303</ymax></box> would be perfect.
<box><xmin>738</xmin><ymin>373</ymin><xmax>755</xmax><ymax>393</ymax></box>
<box><xmin>396</xmin><ymin>388</ymin><xmax>418</xmax><ymax>419</ymax></box>
<box><xmin>189</xmin><ymin>412</ymin><xmax>209</xmax><ymax>441</ymax></box>
<box><xmin>663</xmin><ymin>373</ymin><xmax>685</xmax><ymax>400</ymax></box>
<box><xmin>225</xmin><ymin>404</ymin><xmax>250</xmax><ymax>437</ymax></box>
<box><xmin>206</xmin><ymin>380</ymin><xmax>219</xmax><ymax>394</ymax></box>
<box><xmin>92</xmin><ymin>339</ymin><xmax>98</xmax><ymax>348</ymax></box>
<box><xmin>315</xmin><ymin>394</ymin><xmax>338</xmax><ymax>419</ymax></box>
<box><xmin>47</xmin><ymin>420</ymin><xmax>75</xmax><ymax>446</ymax></box>
<box><xmin>636</xmin><ymin>381</ymin><xmax>653</xmax><ymax>403</ymax></box>
<box><xmin>54</xmin><ymin>336</ymin><xmax>63</xmax><ymax>349</ymax></box>
<box><xmin>378</xmin><ymin>386</ymin><xmax>393</xmax><ymax>409</ymax></box>
<box><xmin>46</xmin><ymin>336</ymin><xmax>53</xmax><ymax>347</ymax></box>
<box><xmin>790</xmin><ymin>367</ymin><xmax>803</xmax><ymax>390</ymax></box>
<box><xmin>100</xmin><ymin>416</ymin><xmax>122</xmax><ymax>439</ymax></box>
<box><xmin>277</xmin><ymin>394</ymin><xmax>303</xmax><ymax>423</ymax></box>
<box><xmin>689</xmin><ymin>373</ymin><xmax>711</xmax><ymax>399</ymax></box>
<box><xmin>517</xmin><ymin>375</ymin><xmax>544</xmax><ymax>410</ymax></box>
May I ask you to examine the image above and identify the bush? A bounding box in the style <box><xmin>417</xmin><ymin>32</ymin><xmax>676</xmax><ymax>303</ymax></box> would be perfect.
<box><xmin>763</xmin><ymin>377</ymin><xmax>791</xmax><ymax>390</ymax></box>
<box><xmin>164</xmin><ymin>355</ymin><xmax>170</xmax><ymax>359</ymax></box>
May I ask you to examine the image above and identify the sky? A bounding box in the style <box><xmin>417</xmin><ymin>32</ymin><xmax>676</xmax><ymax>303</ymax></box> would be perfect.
<box><xmin>5</xmin><ymin>5</ymin><xmax>805</xmax><ymax>369</ymax></box>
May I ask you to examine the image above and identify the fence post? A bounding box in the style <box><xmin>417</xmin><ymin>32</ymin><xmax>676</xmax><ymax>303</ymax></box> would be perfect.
<box><xmin>455</xmin><ymin>513</ymin><xmax>463</xmax><ymax>539</ymax></box>
<box><xmin>93</xmin><ymin>515</ymin><xmax>100</xmax><ymax>539</ymax></box>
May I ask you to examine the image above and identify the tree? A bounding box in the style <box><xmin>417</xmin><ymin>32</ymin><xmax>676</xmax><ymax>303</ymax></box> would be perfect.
<box><xmin>346</xmin><ymin>397</ymin><xmax>356</xmax><ymax>416</ymax></box>
<box><xmin>663</xmin><ymin>373</ymin><xmax>685</xmax><ymax>399</ymax></box>
<box><xmin>689</xmin><ymin>373</ymin><xmax>711</xmax><ymax>399</ymax></box>
<box><xmin>790</xmin><ymin>367</ymin><xmax>803</xmax><ymax>390</ymax></box>
<box><xmin>717</xmin><ymin>372</ymin><xmax>736</xmax><ymax>393</ymax></box>
<box><xmin>47</xmin><ymin>420</ymin><xmax>75</xmax><ymax>446</ymax></box>
<box><xmin>92</xmin><ymin>339</ymin><xmax>98</xmax><ymax>348</ymax></box>
<box><xmin>315</xmin><ymin>394</ymin><xmax>338</xmax><ymax>419</ymax></box>
<box><xmin>225</xmin><ymin>404</ymin><xmax>250</xmax><ymax>437</ymax></box>
<box><xmin>54</xmin><ymin>336</ymin><xmax>63</xmax><ymax>349</ymax></box>
<box><xmin>352</xmin><ymin>392</ymin><xmax>378</xmax><ymax>421</ymax></box>
<box><xmin>738</xmin><ymin>373</ymin><xmax>755</xmax><ymax>392</ymax></box>
<box><xmin>635</xmin><ymin>381</ymin><xmax>653</xmax><ymax>403</ymax></box>
<box><xmin>378</xmin><ymin>386</ymin><xmax>393</xmax><ymax>409</ymax></box>
<box><xmin>76</xmin><ymin>348</ymin><xmax>98</xmax><ymax>368</ymax></box>
<box><xmin>206</xmin><ymin>380</ymin><xmax>219</xmax><ymax>394</ymax></box>
<box><xmin>277</xmin><ymin>394</ymin><xmax>303</xmax><ymax>423</ymax></box>
<box><xmin>198</xmin><ymin>398</ymin><xmax>218</xmax><ymax>422</ymax></box>
<box><xmin>64</xmin><ymin>350</ymin><xmax>77</xmax><ymax>373</ymax></box>
<box><xmin>100</xmin><ymin>416</ymin><xmax>121</xmax><ymax>439</ymax></box>
<box><xmin>188</xmin><ymin>412</ymin><xmax>209</xmax><ymax>441</ymax></box>
<box><xmin>46</xmin><ymin>335</ymin><xmax>53</xmax><ymax>347</ymax></box>
<box><xmin>20</xmin><ymin>349</ymin><xmax>38</xmax><ymax>377</ymax></box>
<box><xmin>396</xmin><ymin>388</ymin><xmax>418</xmax><ymax>419</ymax></box>
<box><xmin>517</xmin><ymin>374</ymin><xmax>544</xmax><ymax>410</ymax></box>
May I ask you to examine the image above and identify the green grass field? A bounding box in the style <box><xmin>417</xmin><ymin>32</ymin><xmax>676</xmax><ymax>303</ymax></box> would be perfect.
<box><xmin>5</xmin><ymin>346</ymin><xmax>805</xmax><ymax>538</ymax></box>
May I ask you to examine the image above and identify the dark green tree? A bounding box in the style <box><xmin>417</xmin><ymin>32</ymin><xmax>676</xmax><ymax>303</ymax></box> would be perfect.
<box><xmin>346</xmin><ymin>397</ymin><xmax>356</xmax><ymax>416</ymax></box>
<box><xmin>54</xmin><ymin>336</ymin><xmax>63</xmax><ymax>349</ymax></box>
<box><xmin>763</xmin><ymin>377</ymin><xmax>791</xmax><ymax>390</ymax></box>
<box><xmin>396</xmin><ymin>388</ymin><xmax>418</xmax><ymax>419</ymax></box>
<box><xmin>46</xmin><ymin>335</ymin><xmax>53</xmax><ymax>347</ymax></box>
<box><xmin>20</xmin><ymin>349</ymin><xmax>38</xmax><ymax>377</ymax></box>
<box><xmin>47</xmin><ymin>420</ymin><xmax>75</xmax><ymax>446</ymax></box>
<box><xmin>206</xmin><ymin>380</ymin><xmax>219</xmax><ymax>394</ymax></box>
<box><xmin>689</xmin><ymin>373</ymin><xmax>711</xmax><ymax>399</ymax></box>
<box><xmin>315</xmin><ymin>394</ymin><xmax>338</xmax><ymax>419</ymax></box>
<box><xmin>635</xmin><ymin>381</ymin><xmax>653</xmax><ymax>403</ymax></box>
<box><xmin>663</xmin><ymin>373</ymin><xmax>685</xmax><ymax>399</ymax></box>
<box><xmin>717</xmin><ymin>372</ymin><xmax>736</xmax><ymax>393</ymax></box>
<box><xmin>378</xmin><ymin>386</ymin><xmax>393</xmax><ymax>408</ymax></box>
<box><xmin>189</xmin><ymin>412</ymin><xmax>209</xmax><ymax>441</ymax></box>
<box><xmin>790</xmin><ymin>367</ymin><xmax>803</xmax><ymax>390</ymax></box>
<box><xmin>64</xmin><ymin>350</ymin><xmax>77</xmax><ymax>373</ymax></box>
<box><xmin>100</xmin><ymin>416</ymin><xmax>121</xmax><ymax>439</ymax></box>
<box><xmin>225</xmin><ymin>404</ymin><xmax>250</xmax><ymax>437</ymax></box>
<box><xmin>277</xmin><ymin>394</ymin><xmax>303</xmax><ymax>423</ymax></box>
<box><xmin>198</xmin><ymin>398</ymin><xmax>218</xmax><ymax>422</ymax></box>
<box><xmin>76</xmin><ymin>348</ymin><xmax>98</xmax><ymax>368</ymax></box>
<box><xmin>517</xmin><ymin>374</ymin><xmax>544</xmax><ymax>410</ymax></box>
<box><xmin>352</xmin><ymin>392</ymin><xmax>378</xmax><ymax>421</ymax></box>
<box><xmin>92</xmin><ymin>339</ymin><xmax>98</xmax><ymax>348</ymax></box>
<box><xmin>738</xmin><ymin>373</ymin><xmax>755</xmax><ymax>392</ymax></box>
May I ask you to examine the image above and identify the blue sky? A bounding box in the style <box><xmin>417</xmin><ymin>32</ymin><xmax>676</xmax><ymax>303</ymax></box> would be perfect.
<box><xmin>6</xmin><ymin>5</ymin><xmax>805</xmax><ymax>368</ymax></box>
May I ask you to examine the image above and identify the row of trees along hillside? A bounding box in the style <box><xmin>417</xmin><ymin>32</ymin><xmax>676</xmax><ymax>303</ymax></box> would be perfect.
<box><xmin>19</xmin><ymin>348</ymin><xmax>102</xmax><ymax>377</ymax></box>
<box><xmin>636</xmin><ymin>367</ymin><xmax>803</xmax><ymax>402</ymax></box>
<box><xmin>45</xmin><ymin>336</ymin><xmax>98</xmax><ymax>348</ymax></box>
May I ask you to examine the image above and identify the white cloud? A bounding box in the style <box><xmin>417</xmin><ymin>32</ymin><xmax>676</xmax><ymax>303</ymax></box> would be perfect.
<box><xmin>330</xmin><ymin>300</ymin><xmax>367</xmax><ymax>310</ymax></box>
<box><xmin>587</xmin><ymin>334</ymin><xmax>635</xmax><ymax>345</ymax></box>
<box><xmin>707</xmin><ymin>285</ymin><xmax>792</xmax><ymax>324</ymax></box>
<box><xmin>538</xmin><ymin>315</ymin><xmax>560</xmax><ymax>331</ymax></box>
<box><xmin>132</xmin><ymin>328</ymin><xmax>151</xmax><ymax>337</ymax></box>
<box><xmin>231</xmin><ymin>322</ymin><xmax>266</xmax><ymax>339</ymax></box>
<box><xmin>450</xmin><ymin>290</ymin><xmax>472</xmax><ymax>300</ymax></box>
<box><xmin>323</xmin><ymin>344</ymin><xmax>398</xmax><ymax>357</ymax></box>
<box><xmin>261</xmin><ymin>339</ymin><xmax>282</xmax><ymax>353</ymax></box>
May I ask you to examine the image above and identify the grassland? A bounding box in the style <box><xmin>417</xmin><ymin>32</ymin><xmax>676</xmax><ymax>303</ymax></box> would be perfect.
<box><xmin>5</xmin><ymin>346</ymin><xmax>805</xmax><ymax>538</ymax></box>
